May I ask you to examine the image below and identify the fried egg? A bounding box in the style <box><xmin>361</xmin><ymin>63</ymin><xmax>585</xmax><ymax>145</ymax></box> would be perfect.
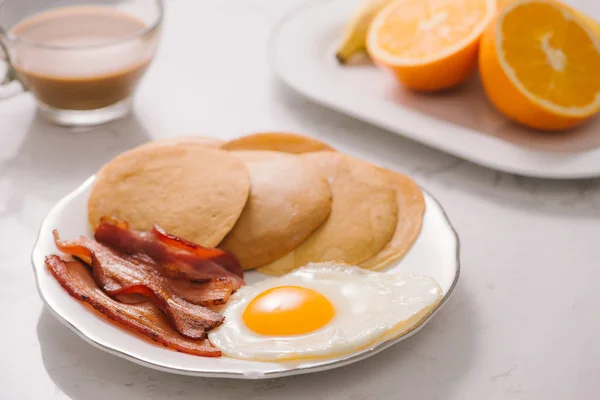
<box><xmin>208</xmin><ymin>263</ymin><xmax>442</xmax><ymax>361</ymax></box>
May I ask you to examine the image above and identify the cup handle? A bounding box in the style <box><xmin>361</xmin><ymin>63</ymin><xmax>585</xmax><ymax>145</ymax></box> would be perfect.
<box><xmin>0</xmin><ymin>31</ymin><xmax>26</xmax><ymax>99</ymax></box>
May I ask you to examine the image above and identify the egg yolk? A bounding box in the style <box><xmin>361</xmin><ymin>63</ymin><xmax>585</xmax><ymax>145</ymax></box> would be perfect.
<box><xmin>242</xmin><ymin>286</ymin><xmax>335</xmax><ymax>336</ymax></box>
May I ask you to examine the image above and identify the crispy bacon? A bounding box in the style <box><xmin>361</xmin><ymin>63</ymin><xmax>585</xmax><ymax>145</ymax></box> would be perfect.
<box><xmin>53</xmin><ymin>232</ymin><xmax>224</xmax><ymax>339</ymax></box>
<box><xmin>94</xmin><ymin>216</ymin><xmax>243</xmax><ymax>284</ymax></box>
<box><xmin>45</xmin><ymin>255</ymin><xmax>221</xmax><ymax>357</ymax></box>
<box><xmin>54</xmin><ymin>232</ymin><xmax>236</xmax><ymax>307</ymax></box>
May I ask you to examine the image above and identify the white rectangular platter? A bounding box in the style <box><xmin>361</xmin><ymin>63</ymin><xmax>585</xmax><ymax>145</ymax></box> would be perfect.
<box><xmin>269</xmin><ymin>0</ymin><xmax>600</xmax><ymax>179</ymax></box>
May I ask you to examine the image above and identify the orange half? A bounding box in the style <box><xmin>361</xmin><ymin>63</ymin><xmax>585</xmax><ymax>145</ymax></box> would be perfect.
<box><xmin>367</xmin><ymin>0</ymin><xmax>496</xmax><ymax>92</ymax></box>
<box><xmin>479</xmin><ymin>0</ymin><xmax>600</xmax><ymax>130</ymax></box>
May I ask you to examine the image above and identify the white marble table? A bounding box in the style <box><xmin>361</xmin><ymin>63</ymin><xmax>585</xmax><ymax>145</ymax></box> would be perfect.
<box><xmin>1</xmin><ymin>0</ymin><xmax>600</xmax><ymax>399</ymax></box>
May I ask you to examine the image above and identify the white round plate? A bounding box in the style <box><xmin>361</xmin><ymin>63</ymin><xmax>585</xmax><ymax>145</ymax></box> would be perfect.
<box><xmin>32</xmin><ymin>176</ymin><xmax>460</xmax><ymax>379</ymax></box>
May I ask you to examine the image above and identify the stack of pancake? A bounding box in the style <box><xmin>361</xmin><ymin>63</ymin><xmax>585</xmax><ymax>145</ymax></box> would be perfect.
<box><xmin>88</xmin><ymin>132</ymin><xmax>425</xmax><ymax>275</ymax></box>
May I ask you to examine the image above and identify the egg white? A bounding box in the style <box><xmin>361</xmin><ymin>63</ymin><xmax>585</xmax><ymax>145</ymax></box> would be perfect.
<box><xmin>208</xmin><ymin>263</ymin><xmax>442</xmax><ymax>361</ymax></box>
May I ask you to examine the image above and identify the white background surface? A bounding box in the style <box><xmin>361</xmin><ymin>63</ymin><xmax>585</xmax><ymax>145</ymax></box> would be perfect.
<box><xmin>1</xmin><ymin>0</ymin><xmax>599</xmax><ymax>399</ymax></box>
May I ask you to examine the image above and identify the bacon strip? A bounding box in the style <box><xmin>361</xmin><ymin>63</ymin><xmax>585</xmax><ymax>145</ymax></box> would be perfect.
<box><xmin>94</xmin><ymin>216</ymin><xmax>243</xmax><ymax>284</ymax></box>
<box><xmin>54</xmin><ymin>232</ymin><xmax>223</xmax><ymax>339</ymax></box>
<box><xmin>55</xmin><ymin>232</ymin><xmax>235</xmax><ymax>307</ymax></box>
<box><xmin>45</xmin><ymin>255</ymin><xmax>221</xmax><ymax>357</ymax></box>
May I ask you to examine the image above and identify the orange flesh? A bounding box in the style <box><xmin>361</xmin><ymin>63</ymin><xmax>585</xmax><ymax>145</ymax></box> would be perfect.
<box><xmin>501</xmin><ymin>2</ymin><xmax>600</xmax><ymax>108</ymax></box>
<box><xmin>243</xmin><ymin>286</ymin><xmax>335</xmax><ymax>336</ymax></box>
<box><xmin>375</xmin><ymin>0</ymin><xmax>487</xmax><ymax>59</ymax></box>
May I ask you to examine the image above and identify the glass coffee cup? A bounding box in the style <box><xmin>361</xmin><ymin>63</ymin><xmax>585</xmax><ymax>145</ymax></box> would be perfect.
<box><xmin>0</xmin><ymin>0</ymin><xmax>163</xmax><ymax>126</ymax></box>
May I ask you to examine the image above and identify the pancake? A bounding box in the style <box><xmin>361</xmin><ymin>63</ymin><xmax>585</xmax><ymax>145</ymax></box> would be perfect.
<box><xmin>137</xmin><ymin>136</ymin><xmax>224</xmax><ymax>150</ymax></box>
<box><xmin>360</xmin><ymin>171</ymin><xmax>425</xmax><ymax>271</ymax></box>
<box><xmin>257</xmin><ymin>152</ymin><xmax>398</xmax><ymax>276</ymax></box>
<box><xmin>219</xmin><ymin>151</ymin><xmax>332</xmax><ymax>270</ymax></box>
<box><xmin>88</xmin><ymin>144</ymin><xmax>250</xmax><ymax>247</ymax></box>
<box><xmin>222</xmin><ymin>132</ymin><xmax>335</xmax><ymax>153</ymax></box>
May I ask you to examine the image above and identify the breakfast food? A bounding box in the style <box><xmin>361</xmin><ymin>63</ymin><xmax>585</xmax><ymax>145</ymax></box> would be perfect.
<box><xmin>209</xmin><ymin>263</ymin><xmax>442</xmax><ymax>361</ymax></box>
<box><xmin>258</xmin><ymin>152</ymin><xmax>398</xmax><ymax>276</ymax></box>
<box><xmin>54</xmin><ymin>232</ymin><xmax>226</xmax><ymax>339</ymax></box>
<box><xmin>94</xmin><ymin>217</ymin><xmax>243</xmax><ymax>282</ymax></box>
<box><xmin>45</xmin><ymin>256</ymin><xmax>221</xmax><ymax>357</ymax></box>
<box><xmin>219</xmin><ymin>151</ymin><xmax>332</xmax><ymax>270</ymax></box>
<box><xmin>51</xmin><ymin>218</ymin><xmax>245</xmax><ymax>340</ymax></box>
<box><xmin>45</xmin><ymin>132</ymin><xmax>437</xmax><ymax>360</ymax></box>
<box><xmin>222</xmin><ymin>132</ymin><xmax>335</xmax><ymax>153</ymax></box>
<box><xmin>366</xmin><ymin>0</ymin><xmax>496</xmax><ymax>91</ymax></box>
<box><xmin>479</xmin><ymin>0</ymin><xmax>600</xmax><ymax>131</ymax></box>
<box><xmin>88</xmin><ymin>143</ymin><xmax>250</xmax><ymax>247</ymax></box>
<box><xmin>360</xmin><ymin>171</ymin><xmax>425</xmax><ymax>270</ymax></box>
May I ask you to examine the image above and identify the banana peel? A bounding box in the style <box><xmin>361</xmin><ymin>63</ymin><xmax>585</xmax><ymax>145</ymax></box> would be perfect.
<box><xmin>335</xmin><ymin>0</ymin><xmax>395</xmax><ymax>64</ymax></box>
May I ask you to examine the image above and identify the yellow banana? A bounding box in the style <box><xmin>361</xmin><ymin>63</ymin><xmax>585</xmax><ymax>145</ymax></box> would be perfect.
<box><xmin>335</xmin><ymin>0</ymin><xmax>395</xmax><ymax>64</ymax></box>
